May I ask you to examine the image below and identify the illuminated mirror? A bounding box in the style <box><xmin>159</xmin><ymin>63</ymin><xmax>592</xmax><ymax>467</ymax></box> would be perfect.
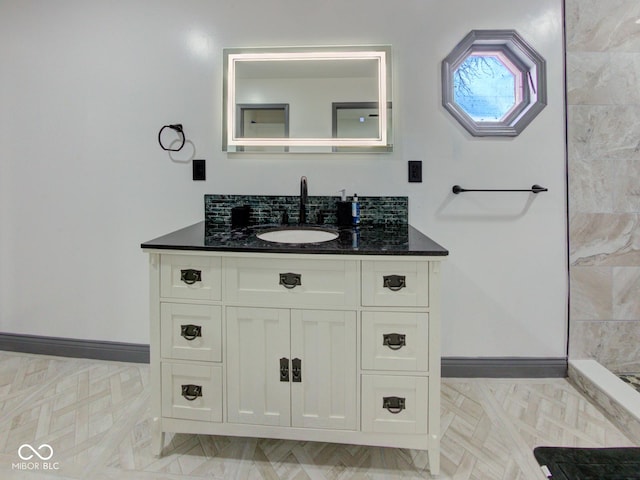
<box><xmin>223</xmin><ymin>46</ymin><xmax>392</xmax><ymax>153</ymax></box>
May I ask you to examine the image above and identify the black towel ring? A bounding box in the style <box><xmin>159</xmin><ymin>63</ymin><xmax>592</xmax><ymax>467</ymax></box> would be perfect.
<box><xmin>158</xmin><ymin>124</ymin><xmax>186</xmax><ymax>151</ymax></box>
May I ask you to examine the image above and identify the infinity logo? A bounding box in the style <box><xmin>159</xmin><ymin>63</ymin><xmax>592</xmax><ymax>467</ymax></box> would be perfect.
<box><xmin>18</xmin><ymin>444</ymin><xmax>54</xmax><ymax>461</ymax></box>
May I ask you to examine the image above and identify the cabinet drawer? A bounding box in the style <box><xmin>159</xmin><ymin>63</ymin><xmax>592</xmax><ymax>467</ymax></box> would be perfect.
<box><xmin>161</xmin><ymin>362</ymin><xmax>222</xmax><ymax>422</ymax></box>
<box><xmin>361</xmin><ymin>375</ymin><xmax>428</xmax><ymax>434</ymax></box>
<box><xmin>160</xmin><ymin>255</ymin><xmax>222</xmax><ymax>300</ymax></box>
<box><xmin>362</xmin><ymin>312</ymin><xmax>428</xmax><ymax>371</ymax></box>
<box><xmin>225</xmin><ymin>257</ymin><xmax>358</xmax><ymax>307</ymax></box>
<box><xmin>361</xmin><ymin>261</ymin><xmax>428</xmax><ymax>307</ymax></box>
<box><xmin>161</xmin><ymin>303</ymin><xmax>222</xmax><ymax>362</ymax></box>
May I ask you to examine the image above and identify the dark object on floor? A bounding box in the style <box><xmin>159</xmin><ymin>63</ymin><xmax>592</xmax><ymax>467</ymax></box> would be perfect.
<box><xmin>533</xmin><ymin>447</ymin><xmax>640</xmax><ymax>479</ymax></box>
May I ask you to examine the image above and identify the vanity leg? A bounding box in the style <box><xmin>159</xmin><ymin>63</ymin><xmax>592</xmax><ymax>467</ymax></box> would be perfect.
<box><xmin>428</xmin><ymin>433</ymin><xmax>440</xmax><ymax>476</ymax></box>
<box><xmin>151</xmin><ymin>419</ymin><xmax>165</xmax><ymax>456</ymax></box>
<box><xmin>428</xmin><ymin>446</ymin><xmax>440</xmax><ymax>476</ymax></box>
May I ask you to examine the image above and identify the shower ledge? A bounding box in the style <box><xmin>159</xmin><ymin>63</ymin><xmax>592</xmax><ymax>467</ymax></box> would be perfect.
<box><xmin>569</xmin><ymin>359</ymin><xmax>640</xmax><ymax>444</ymax></box>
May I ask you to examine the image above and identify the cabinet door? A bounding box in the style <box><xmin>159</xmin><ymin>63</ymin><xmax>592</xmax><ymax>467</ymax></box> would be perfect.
<box><xmin>361</xmin><ymin>374</ymin><xmax>428</xmax><ymax>434</ymax></box>
<box><xmin>224</xmin><ymin>257</ymin><xmax>358</xmax><ymax>307</ymax></box>
<box><xmin>361</xmin><ymin>311</ymin><xmax>429</xmax><ymax>372</ymax></box>
<box><xmin>160</xmin><ymin>303</ymin><xmax>222</xmax><ymax>362</ymax></box>
<box><xmin>361</xmin><ymin>260</ymin><xmax>429</xmax><ymax>307</ymax></box>
<box><xmin>226</xmin><ymin>307</ymin><xmax>291</xmax><ymax>426</ymax></box>
<box><xmin>290</xmin><ymin>310</ymin><xmax>357</xmax><ymax>430</ymax></box>
<box><xmin>161</xmin><ymin>362</ymin><xmax>222</xmax><ymax>422</ymax></box>
<box><xmin>160</xmin><ymin>254</ymin><xmax>222</xmax><ymax>301</ymax></box>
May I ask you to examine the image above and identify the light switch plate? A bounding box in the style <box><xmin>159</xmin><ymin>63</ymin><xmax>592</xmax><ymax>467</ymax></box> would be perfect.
<box><xmin>408</xmin><ymin>160</ymin><xmax>422</xmax><ymax>183</ymax></box>
<box><xmin>193</xmin><ymin>159</ymin><xmax>206</xmax><ymax>181</ymax></box>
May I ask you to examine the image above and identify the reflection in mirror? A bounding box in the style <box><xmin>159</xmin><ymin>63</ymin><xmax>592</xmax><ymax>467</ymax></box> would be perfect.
<box><xmin>223</xmin><ymin>46</ymin><xmax>392</xmax><ymax>153</ymax></box>
<box><xmin>332</xmin><ymin>102</ymin><xmax>392</xmax><ymax>152</ymax></box>
<box><xmin>236</xmin><ymin>104</ymin><xmax>289</xmax><ymax>152</ymax></box>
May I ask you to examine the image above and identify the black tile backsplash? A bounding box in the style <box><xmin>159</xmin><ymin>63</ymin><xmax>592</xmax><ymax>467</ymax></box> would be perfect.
<box><xmin>205</xmin><ymin>195</ymin><xmax>408</xmax><ymax>226</ymax></box>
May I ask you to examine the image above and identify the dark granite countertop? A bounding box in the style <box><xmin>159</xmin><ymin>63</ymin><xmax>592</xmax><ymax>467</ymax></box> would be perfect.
<box><xmin>141</xmin><ymin>222</ymin><xmax>448</xmax><ymax>256</ymax></box>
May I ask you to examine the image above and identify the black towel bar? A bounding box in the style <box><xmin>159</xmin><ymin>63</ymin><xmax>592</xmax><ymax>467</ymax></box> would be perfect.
<box><xmin>452</xmin><ymin>184</ymin><xmax>548</xmax><ymax>194</ymax></box>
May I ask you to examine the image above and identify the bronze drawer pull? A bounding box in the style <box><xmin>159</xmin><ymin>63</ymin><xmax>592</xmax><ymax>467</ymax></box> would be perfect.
<box><xmin>383</xmin><ymin>396</ymin><xmax>406</xmax><ymax>414</ymax></box>
<box><xmin>383</xmin><ymin>333</ymin><xmax>406</xmax><ymax>350</ymax></box>
<box><xmin>180</xmin><ymin>269</ymin><xmax>202</xmax><ymax>285</ymax></box>
<box><xmin>181</xmin><ymin>384</ymin><xmax>202</xmax><ymax>401</ymax></box>
<box><xmin>279</xmin><ymin>272</ymin><xmax>302</xmax><ymax>289</ymax></box>
<box><xmin>180</xmin><ymin>324</ymin><xmax>202</xmax><ymax>341</ymax></box>
<box><xmin>383</xmin><ymin>274</ymin><xmax>406</xmax><ymax>291</ymax></box>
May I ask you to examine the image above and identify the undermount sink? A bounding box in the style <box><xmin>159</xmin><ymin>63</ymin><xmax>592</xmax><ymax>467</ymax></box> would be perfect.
<box><xmin>257</xmin><ymin>226</ymin><xmax>339</xmax><ymax>244</ymax></box>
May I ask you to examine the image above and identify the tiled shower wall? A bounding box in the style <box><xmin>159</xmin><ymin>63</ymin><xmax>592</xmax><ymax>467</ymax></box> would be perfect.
<box><xmin>566</xmin><ymin>0</ymin><xmax>640</xmax><ymax>372</ymax></box>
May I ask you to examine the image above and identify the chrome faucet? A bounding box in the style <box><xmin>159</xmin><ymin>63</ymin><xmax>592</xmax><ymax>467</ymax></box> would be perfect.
<box><xmin>299</xmin><ymin>176</ymin><xmax>308</xmax><ymax>224</ymax></box>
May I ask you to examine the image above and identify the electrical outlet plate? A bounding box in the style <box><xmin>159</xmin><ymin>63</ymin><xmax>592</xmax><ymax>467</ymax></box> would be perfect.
<box><xmin>408</xmin><ymin>160</ymin><xmax>422</xmax><ymax>183</ymax></box>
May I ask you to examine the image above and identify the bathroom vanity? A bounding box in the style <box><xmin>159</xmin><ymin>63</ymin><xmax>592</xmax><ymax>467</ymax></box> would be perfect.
<box><xmin>141</xmin><ymin>221</ymin><xmax>447</xmax><ymax>474</ymax></box>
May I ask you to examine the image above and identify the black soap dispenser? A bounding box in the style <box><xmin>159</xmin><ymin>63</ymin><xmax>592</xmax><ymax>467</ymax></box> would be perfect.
<box><xmin>336</xmin><ymin>189</ymin><xmax>352</xmax><ymax>226</ymax></box>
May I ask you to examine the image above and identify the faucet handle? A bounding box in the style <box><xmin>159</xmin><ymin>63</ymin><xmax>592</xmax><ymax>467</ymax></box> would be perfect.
<box><xmin>281</xmin><ymin>210</ymin><xmax>289</xmax><ymax>225</ymax></box>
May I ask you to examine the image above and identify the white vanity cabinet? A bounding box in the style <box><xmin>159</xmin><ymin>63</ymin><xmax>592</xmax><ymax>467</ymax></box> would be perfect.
<box><xmin>146</xmin><ymin>250</ymin><xmax>443</xmax><ymax>475</ymax></box>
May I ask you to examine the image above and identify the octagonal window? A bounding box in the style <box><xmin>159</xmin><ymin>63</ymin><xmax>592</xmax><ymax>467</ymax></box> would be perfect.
<box><xmin>442</xmin><ymin>30</ymin><xmax>546</xmax><ymax>137</ymax></box>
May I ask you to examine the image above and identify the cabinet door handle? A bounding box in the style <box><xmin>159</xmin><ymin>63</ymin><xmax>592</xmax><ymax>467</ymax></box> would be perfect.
<box><xmin>180</xmin><ymin>269</ymin><xmax>202</xmax><ymax>285</ymax></box>
<box><xmin>280</xmin><ymin>357</ymin><xmax>290</xmax><ymax>382</ymax></box>
<box><xmin>383</xmin><ymin>396</ymin><xmax>406</xmax><ymax>414</ymax></box>
<box><xmin>383</xmin><ymin>333</ymin><xmax>406</xmax><ymax>350</ymax></box>
<box><xmin>383</xmin><ymin>275</ymin><xmax>406</xmax><ymax>291</ymax></box>
<box><xmin>180</xmin><ymin>324</ymin><xmax>202</xmax><ymax>341</ymax></box>
<box><xmin>279</xmin><ymin>272</ymin><xmax>302</xmax><ymax>289</ymax></box>
<box><xmin>181</xmin><ymin>384</ymin><xmax>202</xmax><ymax>401</ymax></box>
<box><xmin>292</xmin><ymin>358</ymin><xmax>302</xmax><ymax>382</ymax></box>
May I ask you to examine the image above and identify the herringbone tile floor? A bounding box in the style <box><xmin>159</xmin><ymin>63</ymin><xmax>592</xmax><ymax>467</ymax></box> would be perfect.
<box><xmin>0</xmin><ymin>351</ymin><xmax>634</xmax><ymax>479</ymax></box>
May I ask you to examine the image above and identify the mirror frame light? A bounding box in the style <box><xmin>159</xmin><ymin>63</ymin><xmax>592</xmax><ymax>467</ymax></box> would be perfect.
<box><xmin>223</xmin><ymin>46</ymin><xmax>390</xmax><ymax>150</ymax></box>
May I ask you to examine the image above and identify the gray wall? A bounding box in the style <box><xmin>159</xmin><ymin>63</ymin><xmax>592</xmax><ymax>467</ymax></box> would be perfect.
<box><xmin>0</xmin><ymin>1</ymin><xmax>567</xmax><ymax>360</ymax></box>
